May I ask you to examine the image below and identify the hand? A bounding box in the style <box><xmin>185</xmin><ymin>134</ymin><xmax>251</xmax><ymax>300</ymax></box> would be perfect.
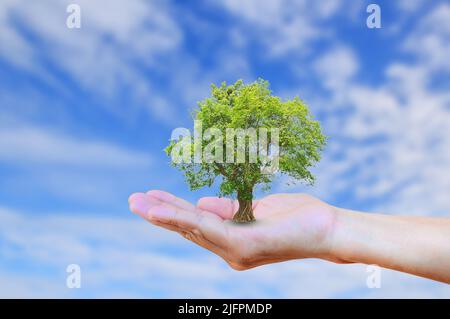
<box><xmin>128</xmin><ymin>190</ymin><xmax>339</xmax><ymax>270</ymax></box>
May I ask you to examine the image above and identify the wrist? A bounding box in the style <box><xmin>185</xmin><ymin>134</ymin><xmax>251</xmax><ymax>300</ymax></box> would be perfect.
<box><xmin>324</xmin><ymin>206</ymin><xmax>384</xmax><ymax>265</ymax></box>
<box><xmin>321</xmin><ymin>206</ymin><xmax>356</xmax><ymax>264</ymax></box>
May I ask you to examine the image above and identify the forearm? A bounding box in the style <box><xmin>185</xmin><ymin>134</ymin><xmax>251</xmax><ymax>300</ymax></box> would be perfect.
<box><xmin>328</xmin><ymin>208</ymin><xmax>450</xmax><ymax>283</ymax></box>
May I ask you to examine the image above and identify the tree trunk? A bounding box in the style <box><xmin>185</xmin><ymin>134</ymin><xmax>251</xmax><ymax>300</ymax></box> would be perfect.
<box><xmin>233</xmin><ymin>197</ymin><xmax>255</xmax><ymax>223</ymax></box>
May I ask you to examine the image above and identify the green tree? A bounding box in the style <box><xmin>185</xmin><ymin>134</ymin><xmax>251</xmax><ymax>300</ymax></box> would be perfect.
<box><xmin>165</xmin><ymin>79</ymin><xmax>326</xmax><ymax>223</ymax></box>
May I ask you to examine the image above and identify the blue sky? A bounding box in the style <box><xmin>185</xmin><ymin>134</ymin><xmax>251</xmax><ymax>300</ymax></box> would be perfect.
<box><xmin>0</xmin><ymin>0</ymin><xmax>449</xmax><ymax>297</ymax></box>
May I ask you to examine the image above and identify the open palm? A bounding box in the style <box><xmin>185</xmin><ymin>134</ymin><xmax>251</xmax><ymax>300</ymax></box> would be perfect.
<box><xmin>129</xmin><ymin>190</ymin><xmax>339</xmax><ymax>270</ymax></box>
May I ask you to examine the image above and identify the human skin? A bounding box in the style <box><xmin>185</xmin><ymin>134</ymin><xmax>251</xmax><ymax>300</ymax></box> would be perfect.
<box><xmin>128</xmin><ymin>190</ymin><xmax>450</xmax><ymax>284</ymax></box>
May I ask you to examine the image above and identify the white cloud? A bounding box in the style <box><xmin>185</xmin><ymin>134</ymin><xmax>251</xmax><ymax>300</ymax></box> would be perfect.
<box><xmin>0</xmin><ymin>0</ymin><xmax>182</xmax><ymax>122</ymax></box>
<box><xmin>0</xmin><ymin>119</ymin><xmax>155</xmax><ymax>204</ymax></box>
<box><xmin>314</xmin><ymin>46</ymin><xmax>359</xmax><ymax>91</ymax></box>
<box><xmin>396</xmin><ymin>0</ymin><xmax>426</xmax><ymax>13</ymax></box>
<box><xmin>403</xmin><ymin>3</ymin><xmax>450</xmax><ymax>71</ymax></box>
<box><xmin>0</xmin><ymin>0</ymin><xmax>36</xmax><ymax>70</ymax></box>
<box><xmin>0</xmin><ymin>113</ymin><xmax>154</xmax><ymax>204</ymax></box>
<box><xmin>0</xmin><ymin>0</ymin><xmax>256</xmax><ymax>124</ymax></box>
<box><xmin>0</xmin><ymin>125</ymin><xmax>151</xmax><ymax>168</ymax></box>
<box><xmin>219</xmin><ymin>0</ymin><xmax>345</xmax><ymax>56</ymax></box>
<box><xmin>346</xmin><ymin>13</ymin><xmax>450</xmax><ymax>214</ymax></box>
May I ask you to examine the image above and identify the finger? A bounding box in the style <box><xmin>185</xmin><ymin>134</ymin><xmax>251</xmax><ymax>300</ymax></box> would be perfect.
<box><xmin>131</xmin><ymin>192</ymin><xmax>230</xmax><ymax>252</ymax></box>
<box><xmin>147</xmin><ymin>190</ymin><xmax>196</xmax><ymax>211</ymax></box>
<box><xmin>128</xmin><ymin>192</ymin><xmax>161</xmax><ymax>218</ymax></box>
<box><xmin>131</xmin><ymin>192</ymin><xmax>226</xmax><ymax>244</ymax></box>
<box><xmin>147</xmin><ymin>202</ymin><xmax>229</xmax><ymax>249</ymax></box>
<box><xmin>197</xmin><ymin>197</ymin><xmax>237</xmax><ymax>220</ymax></box>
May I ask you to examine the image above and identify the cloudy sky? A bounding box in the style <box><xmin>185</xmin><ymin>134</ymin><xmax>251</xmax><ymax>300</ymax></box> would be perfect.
<box><xmin>0</xmin><ymin>0</ymin><xmax>449</xmax><ymax>297</ymax></box>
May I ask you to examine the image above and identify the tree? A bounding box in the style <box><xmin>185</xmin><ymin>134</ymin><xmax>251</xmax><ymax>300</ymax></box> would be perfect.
<box><xmin>165</xmin><ymin>79</ymin><xmax>326</xmax><ymax>223</ymax></box>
